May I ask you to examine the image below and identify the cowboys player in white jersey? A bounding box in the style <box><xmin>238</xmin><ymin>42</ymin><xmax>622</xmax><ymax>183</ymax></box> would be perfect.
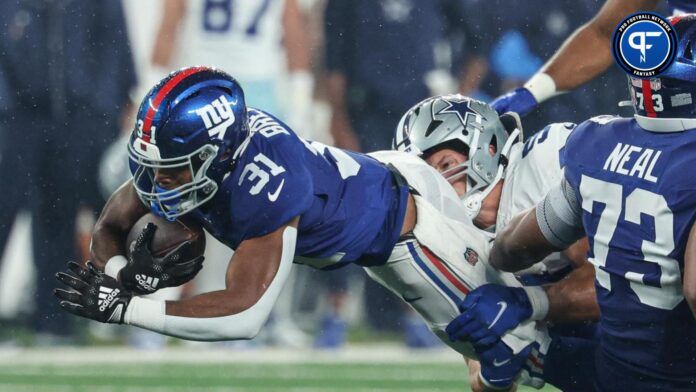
<box><xmin>394</xmin><ymin>95</ymin><xmax>600</xmax><ymax>390</ymax></box>
<box><xmin>151</xmin><ymin>0</ymin><xmax>313</xmax><ymax>131</ymax></box>
<box><xmin>393</xmin><ymin>96</ymin><xmax>594</xmax><ymax>281</ymax></box>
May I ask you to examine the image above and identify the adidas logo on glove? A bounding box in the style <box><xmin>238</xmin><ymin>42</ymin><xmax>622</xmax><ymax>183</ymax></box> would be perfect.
<box><xmin>135</xmin><ymin>274</ymin><xmax>160</xmax><ymax>292</ymax></box>
<box><xmin>98</xmin><ymin>286</ymin><xmax>121</xmax><ymax>311</ymax></box>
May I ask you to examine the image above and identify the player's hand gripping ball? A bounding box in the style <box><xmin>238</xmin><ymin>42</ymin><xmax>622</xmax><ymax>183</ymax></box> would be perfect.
<box><xmin>120</xmin><ymin>214</ymin><xmax>206</xmax><ymax>294</ymax></box>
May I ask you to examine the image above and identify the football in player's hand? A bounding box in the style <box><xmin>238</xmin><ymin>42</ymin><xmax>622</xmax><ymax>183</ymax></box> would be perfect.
<box><xmin>126</xmin><ymin>214</ymin><xmax>206</xmax><ymax>260</ymax></box>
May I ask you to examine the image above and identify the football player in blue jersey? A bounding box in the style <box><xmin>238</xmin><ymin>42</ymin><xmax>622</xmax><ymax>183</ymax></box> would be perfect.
<box><xmin>491</xmin><ymin>0</ymin><xmax>695</xmax><ymax>117</ymax></box>
<box><xmin>53</xmin><ymin>66</ymin><xmax>550</xmax><ymax>389</ymax></box>
<box><xmin>450</xmin><ymin>15</ymin><xmax>696</xmax><ymax>391</ymax></box>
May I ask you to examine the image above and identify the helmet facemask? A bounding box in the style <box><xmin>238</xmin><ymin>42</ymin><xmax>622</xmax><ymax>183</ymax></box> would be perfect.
<box><xmin>396</xmin><ymin>94</ymin><xmax>522</xmax><ymax>220</ymax></box>
<box><xmin>129</xmin><ymin>143</ymin><xmax>220</xmax><ymax>221</ymax></box>
<box><xmin>444</xmin><ymin>125</ymin><xmax>521</xmax><ymax>220</ymax></box>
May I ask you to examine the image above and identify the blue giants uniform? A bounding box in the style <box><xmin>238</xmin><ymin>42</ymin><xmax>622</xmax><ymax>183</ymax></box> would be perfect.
<box><xmin>562</xmin><ymin>115</ymin><xmax>696</xmax><ymax>390</ymax></box>
<box><xmin>192</xmin><ymin>108</ymin><xmax>410</xmax><ymax>269</ymax></box>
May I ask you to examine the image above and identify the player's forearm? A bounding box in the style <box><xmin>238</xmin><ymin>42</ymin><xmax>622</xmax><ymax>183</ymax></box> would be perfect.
<box><xmin>122</xmin><ymin>294</ymin><xmax>268</xmax><ymax>341</ymax></box>
<box><xmin>90</xmin><ymin>181</ymin><xmax>148</xmax><ymax>270</ymax></box>
<box><xmin>540</xmin><ymin>22</ymin><xmax>614</xmax><ymax>92</ymax></box>
<box><xmin>498</xmin><ymin>179</ymin><xmax>585</xmax><ymax>273</ymax></box>
<box><xmin>90</xmin><ymin>225</ymin><xmax>126</xmax><ymax>270</ymax></box>
<box><xmin>124</xmin><ymin>226</ymin><xmax>297</xmax><ymax>341</ymax></box>
<box><xmin>123</xmin><ymin>282</ymin><xmax>280</xmax><ymax>341</ymax></box>
<box><xmin>541</xmin><ymin>0</ymin><xmax>657</xmax><ymax>92</ymax></box>
<box><xmin>490</xmin><ymin>209</ymin><xmax>555</xmax><ymax>272</ymax></box>
<box><xmin>544</xmin><ymin>262</ymin><xmax>599</xmax><ymax>323</ymax></box>
<box><xmin>123</xmin><ymin>275</ymin><xmax>288</xmax><ymax>341</ymax></box>
<box><xmin>165</xmin><ymin>287</ymin><xmax>265</xmax><ymax>318</ymax></box>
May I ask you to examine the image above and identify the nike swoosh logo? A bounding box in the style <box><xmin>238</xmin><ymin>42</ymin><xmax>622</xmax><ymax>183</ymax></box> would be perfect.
<box><xmin>493</xmin><ymin>357</ymin><xmax>511</xmax><ymax>367</ymax></box>
<box><xmin>267</xmin><ymin>179</ymin><xmax>285</xmax><ymax>202</ymax></box>
<box><xmin>488</xmin><ymin>376</ymin><xmax>513</xmax><ymax>383</ymax></box>
<box><xmin>488</xmin><ymin>301</ymin><xmax>507</xmax><ymax>330</ymax></box>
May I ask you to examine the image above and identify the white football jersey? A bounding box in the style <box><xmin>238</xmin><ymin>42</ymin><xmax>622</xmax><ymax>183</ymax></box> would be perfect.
<box><xmin>496</xmin><ymin>123</ymin><xmax>574</xmax><ymax>275</ymax></box>
<box><xmin>174</xmin><ymin>0</ymin><xmax>285</xmax><ymax>81</ymax></box>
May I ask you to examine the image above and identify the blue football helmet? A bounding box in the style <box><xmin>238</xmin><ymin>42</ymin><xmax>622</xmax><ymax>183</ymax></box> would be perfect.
<box><xmin>128</xmin><ymin>66</ymin><xmax>249</xmax><ymax>220</ymax></box>
<box><xmin>628</xmin><ymin>15</ymin><xmax>696</xmax><ymax>129</ymax></box>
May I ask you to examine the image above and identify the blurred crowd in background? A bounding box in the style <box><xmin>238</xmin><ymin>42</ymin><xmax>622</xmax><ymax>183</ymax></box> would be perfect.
<box><xmin>0</xmin><ymin>0</ymin><xmax>633</xmax><ymax>349</ymax></box>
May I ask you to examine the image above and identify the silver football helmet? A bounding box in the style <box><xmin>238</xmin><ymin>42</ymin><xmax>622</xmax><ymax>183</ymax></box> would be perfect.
<box><xmin>393</xmin><ymin>94</ymin><xmax>521</xmax><ymax>219</ymax></box>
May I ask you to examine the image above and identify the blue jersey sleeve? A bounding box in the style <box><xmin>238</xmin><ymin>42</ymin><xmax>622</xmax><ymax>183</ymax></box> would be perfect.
<box><xmin>228</xmin><ymin>132</ymin><xmax>314</xmax><ymax>242</ymax></box>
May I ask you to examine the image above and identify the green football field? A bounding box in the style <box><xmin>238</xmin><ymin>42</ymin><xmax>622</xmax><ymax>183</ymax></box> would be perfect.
<box><xmin>0</xmin><ymin>346</ymin><xmax>559</xmax><ymax>392</ymax></box>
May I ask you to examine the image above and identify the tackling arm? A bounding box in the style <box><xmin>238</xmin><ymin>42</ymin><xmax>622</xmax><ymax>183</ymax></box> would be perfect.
<box><xmin>491</xmin><ymin>0</ymin><xmax>659</xmax><ymax>114</ymax></box>
<box><xmin>491</xmin><ymin>178</ymin><xmax>585</xmax><ymax>272</ymax></box>
<box><xmin>545</xmin><ymin>239</ymin><xmax>599</xmax><ymax>323</ymax></box>
<box><xmin>123</xmin><ymin>218</ymin><xmax>299</xmax><ymax>341</ymax></box>
<box><xmin>489</xmin><ymin>207</ymin><xmax>558</xmax><ymax>273</ymax></box>
<box><xmin>683</xmin><ymin>221</ymin><xmax>696</xmax><ymax>319</ymax></box>
<box><xmin>540</xmin><ymin>0</ymin><xmax>658</xmax><ymax>93</ymax></box>
<box><xmin>487</xmin><ymin>178</ymin><xmax>596</xmax><ymax>324</ymax></box>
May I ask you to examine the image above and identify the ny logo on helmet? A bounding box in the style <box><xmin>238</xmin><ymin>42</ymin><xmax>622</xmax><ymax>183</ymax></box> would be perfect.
<box><xmin>195</xmin><ymin>95</ymin><xmax>237</xmax><ymax>140</ymax></box>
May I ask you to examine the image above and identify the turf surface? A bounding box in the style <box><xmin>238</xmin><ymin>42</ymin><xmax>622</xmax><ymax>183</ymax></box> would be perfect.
<box><xmin>0</xmin><ymin>347</ymin><xmax>560</xmax><ymax>391</ymax></box>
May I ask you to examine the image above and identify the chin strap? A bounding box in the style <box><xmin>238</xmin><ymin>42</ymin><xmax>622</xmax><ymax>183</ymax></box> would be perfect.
<box><xmin>462</xmin><ymin>128</ymin><xmax>521</xmax><ymax>220</ymax></box>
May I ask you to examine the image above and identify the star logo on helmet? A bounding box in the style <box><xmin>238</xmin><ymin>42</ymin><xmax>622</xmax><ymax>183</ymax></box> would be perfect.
<box><xmin>436</xmin><ymin>98</ymin><xmax>482</xmax><ymax>127</ymax></box>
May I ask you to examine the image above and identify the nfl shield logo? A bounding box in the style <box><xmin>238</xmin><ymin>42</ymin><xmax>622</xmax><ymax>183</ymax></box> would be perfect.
<box><xmin>464</xmin><ymin>248</ymin><xmax>479</xmax><ymax>266</ymax></box>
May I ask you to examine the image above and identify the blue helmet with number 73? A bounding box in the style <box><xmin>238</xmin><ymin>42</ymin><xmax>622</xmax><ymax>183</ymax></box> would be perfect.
<box><xmin>629</xmin><ymin>15</ymin><xmax>696</xmax><ymax>130</ymax></box>
<box><xmin>128</xmin><ymin>66</ymin><xmax>249</xmax><ymax>220</ymax></box>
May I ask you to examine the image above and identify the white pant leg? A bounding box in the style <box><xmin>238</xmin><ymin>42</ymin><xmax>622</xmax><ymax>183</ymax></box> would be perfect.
<box><xmin>365</xmin><ymin>195</ymin><xmax>550</xmax><ymax>388</ymax></box>
<box><xmin>365</xmin><ymin>239</ymin><xmax>477</xmax><ymax>358</ymax></box>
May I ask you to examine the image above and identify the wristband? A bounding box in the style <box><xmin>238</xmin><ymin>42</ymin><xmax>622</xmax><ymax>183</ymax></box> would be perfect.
<box><xmin>523</xmin><ymin>73</ymin><xmax>560</xmax><ymax>104</ymax></box>
<box><xmin>104</xmin><ymin>255</ymin><xmax>128</xmax><ymax>280</ymax></box>
<box><xmin>522</xmin><ymin>286</ymin><xmax>550</xmax><ymax>321</ymax></box>
<box><xmin>124</xmin><ymin>296</ymin><xmax>166</xmax><ymax>331</ymax></box>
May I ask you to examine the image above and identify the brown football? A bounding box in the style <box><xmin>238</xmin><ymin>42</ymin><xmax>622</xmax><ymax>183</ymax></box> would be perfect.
<box><xmin>126</xmin><ymin>213</ymin><xmax>206</xmax><ymax>259</ymax></box>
